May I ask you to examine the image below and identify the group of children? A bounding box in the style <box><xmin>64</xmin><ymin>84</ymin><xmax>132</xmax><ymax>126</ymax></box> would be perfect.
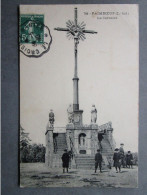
<box><xmin>113</xmin><ymin>143</ymin><xmax>133</xmax><ymax>173</ymax></box>
<box><xmin>61</xmin><ymin>143</ymin><xmax>134</xmax><ymax>174</ymax></box>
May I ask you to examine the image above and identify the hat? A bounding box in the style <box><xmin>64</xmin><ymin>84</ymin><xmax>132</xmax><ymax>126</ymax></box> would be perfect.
<box><xmin>128</xmin><ymin>151</ymin><xmax>131</xmax><ymax>153</ymax></box>
<box><xmin>97</xmin><ymin>149</ymin><xmax>100</xmax><ymax>152</ymax></box>
<box><xmin>115</xmin><ymin>148</ymin><xmax>119</xmax><ymax>151</ymax></box>
<box><xmin>64</xmin><ymin>149</ymin><xmax>67</xmax><ymax>152</ymax></box>
<box><xmin>120</xmin><ymin>143</ymin><xmax>124</xmax><ymax>146</ymax></box>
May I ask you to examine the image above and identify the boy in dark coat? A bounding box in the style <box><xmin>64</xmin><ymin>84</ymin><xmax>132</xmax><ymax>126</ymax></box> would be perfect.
<box><xmin>126</xmin><ymin>151</ymin><xmax>133</xmax><ymax>168</ymax></box>
<box><xmin>62</xmin><ymin>149</ymin><xmax>70</xmax><ymax>173</ymax></box>
<box><xmin>95</xmin><ymin>149</ymin><xmax>103</xmax><ymax>173</ymax></box>
<box><xmin>113</xmin><ymin>148</ymin><xmax>121</xmax><ymax>173</ymax></box>
<box><xmin>119</xmin><ymin>143</ymin><xmax>125</xmax><ymax>168</ymax></box>
<box><xmin>68</xmin><ymin>150</ymin><xmax>73</xmax><ymax>169</ymax></box>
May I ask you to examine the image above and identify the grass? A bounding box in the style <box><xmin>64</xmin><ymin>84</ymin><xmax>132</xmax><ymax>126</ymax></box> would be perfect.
<box><xmin>20</xmin><ymin>163</ymin><xmax>138</xmax><ymax>188</ymax></box>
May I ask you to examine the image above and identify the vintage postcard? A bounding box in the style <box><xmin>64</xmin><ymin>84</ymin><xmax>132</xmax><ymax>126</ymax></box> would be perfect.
<box><xmin>20</xmin><ymin>4</ymin><xmax>138</xmax><ymax>187</ymax></box>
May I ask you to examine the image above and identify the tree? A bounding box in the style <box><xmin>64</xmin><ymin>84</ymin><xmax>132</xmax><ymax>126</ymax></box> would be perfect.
<box><xmin>20</xmin><ymin>125</ymin><xmax>46</xmax><ymax>163</ymax></box>
<box><xmin>20</xmin><ymin>125</ymin><xmax>31</xmax><ymax>162</ymax></box>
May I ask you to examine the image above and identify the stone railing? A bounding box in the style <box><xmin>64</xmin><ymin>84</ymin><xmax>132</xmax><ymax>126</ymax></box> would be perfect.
<box><xmin>107</xmin><ymin>131</ymin><xmax>116</xmax><ymax>151</ymax></box>
<box><xmin>53</xmin><ymin>127</ymin><xmax>66</xmax><ymax>133</ymax></box>
<box><xmin>99</xmin><ymin>121</ymin><xmax>112</xmax><ymax>131</ymax></box>
<box><xmin>69</xmin><ymin>136</ymin><xmax>77</xmax><ymax>155</ymax></box>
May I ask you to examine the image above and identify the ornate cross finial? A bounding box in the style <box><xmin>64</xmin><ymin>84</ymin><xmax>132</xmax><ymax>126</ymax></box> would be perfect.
<box><xmin>54</xmin><ymin>8</ymin><xmax>97</xmax><ymax>111</ymax></box>
<box><xmin>54</xmin><ymin>8</ymin><xmax>97</xmax><ymax>42</ymax></box>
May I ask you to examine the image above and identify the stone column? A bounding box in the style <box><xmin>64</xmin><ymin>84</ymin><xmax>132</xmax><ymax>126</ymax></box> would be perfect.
<box><xmin>73</xmin><ymin>36</ymin><xmax>79</xmax><ymax>112</ymax></box>
<box><xmin>73</xmin><ymin>77</ymin><xmax>79</xmax><ymax>111</ymax></box>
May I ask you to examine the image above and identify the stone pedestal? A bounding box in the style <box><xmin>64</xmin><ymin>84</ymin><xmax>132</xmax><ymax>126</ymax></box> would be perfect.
<box><xmin>73</xmin><ymin>110</ymin><xmax>83</xmax><ymax>126</ymax></box>
<box><xmin>45</xmin><ymin>124</ymin><xmax>54</xmax><ymax>167</ymax></box>
<box><xmin>66</xmin><ymin>123</ymin><xmax>99</xmax><ymax>155</ymax></box>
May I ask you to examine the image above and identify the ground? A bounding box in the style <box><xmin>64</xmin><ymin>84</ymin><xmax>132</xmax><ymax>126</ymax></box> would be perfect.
<box><xmin>20</xmin><ymin>163</ymin><xmax>138</xmax><ymax>188</ymax></box>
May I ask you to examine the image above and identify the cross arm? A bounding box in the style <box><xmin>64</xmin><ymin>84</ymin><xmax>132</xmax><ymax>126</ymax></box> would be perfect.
<box><xmin>83</xmin><ymin>30</ymin><xmax>97</xmax><ymax>34</ymax></box>
<box><xmin>54</xmin><ymin>27</ymin><xmax>69</xmax><ymax>32</ymax></box>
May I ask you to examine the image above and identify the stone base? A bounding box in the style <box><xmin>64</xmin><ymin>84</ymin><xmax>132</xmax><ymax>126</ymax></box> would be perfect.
<box><xmin>91</xmin><ymin>123</ymin><xmax>98</xmax><ymax>129</ymax></box>
<box><xmin>73</xmin><ymin>110</ymin><xmax>83</xmax><ymax>126</ymax></box>
<box><xmin>66</xmin><ymin>123</ymin><xmax>74</xmax><ymax>129</ymax></box>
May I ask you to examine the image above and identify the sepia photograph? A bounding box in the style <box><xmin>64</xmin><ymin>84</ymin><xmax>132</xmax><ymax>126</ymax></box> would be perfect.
<box><xmin>19</xmin><ymin>4</ymin><xmax>138</xmax><ymax>188</ymax></box>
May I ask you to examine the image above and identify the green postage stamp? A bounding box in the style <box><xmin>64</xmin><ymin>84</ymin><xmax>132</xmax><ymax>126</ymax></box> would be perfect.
<box><xmin>19</xmin><ymin>14</ymin><xmax>52</xmax><ymax>57</ymax></box>
<box><xmin>20</xmin><ymin>14</ymin><xmax>44</xmax><ymax>44</ymax></box>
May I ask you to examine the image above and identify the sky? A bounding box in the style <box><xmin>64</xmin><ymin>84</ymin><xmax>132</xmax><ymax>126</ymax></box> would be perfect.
<box><xmin>20</xmin><ymin>5</ymin><xmax>138</xmax><ymax>152</ymax></box>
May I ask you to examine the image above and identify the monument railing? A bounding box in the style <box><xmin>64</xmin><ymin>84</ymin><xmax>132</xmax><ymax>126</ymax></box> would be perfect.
<box><xmin>110</xmin><ymin>136</ymin><xmax>116</xmax><ymax>151</ymax></box>
<box><xmin>107</xmin><ymin>130</ymin><xmax>116</xmax><ymax>151</ymax></box>
<box><xmin>69</xmin><ymin>136</ymin><xmax>77</xmax><ymax>156</ymax></box>
<box><xmin>98</xmin><ymin>121</ymin><xmax>112</xmax><ymax>132</ymax></box>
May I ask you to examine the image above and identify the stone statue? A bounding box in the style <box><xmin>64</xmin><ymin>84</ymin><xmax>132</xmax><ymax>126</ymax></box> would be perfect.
<box><xmin>91</xmin><ymin>105</ymin><xmax>97</xmax><ymax>123</ymax></box>
<box><xmin>49</xmin><ymin>109</ymin><xmax>55</xmax><ymax>127</ymax></box>
<box><xmin>67</xmin><ymin>104</ymin><xmax>74</xmax><ymax>123</ymax></box>
<box><xmin>108</xmin><ymin>121</ymin><xmax>112</xmax><ymax>129</ymax></box>
<box><xmin>81</xmin><ymin>136</ymin><xmax>85</xmax><ymax>146</ymax></box>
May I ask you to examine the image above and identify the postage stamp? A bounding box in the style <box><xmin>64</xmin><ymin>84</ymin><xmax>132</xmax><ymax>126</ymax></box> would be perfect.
<box><xmin>19</xmin><ymin>14</ymin><xmax>52</xmax><ymax>57</ymax></box>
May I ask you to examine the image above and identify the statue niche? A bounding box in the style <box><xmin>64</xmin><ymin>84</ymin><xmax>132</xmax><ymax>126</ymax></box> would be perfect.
<box><xmin>78</xmin><ymin>133</ymin><xmax>87</xmax><ymax>154</ymax></box>
<box><xmin>79</xmin><ymin>133</ymin><xmax>86</xmax><ymax>146</ymax></box>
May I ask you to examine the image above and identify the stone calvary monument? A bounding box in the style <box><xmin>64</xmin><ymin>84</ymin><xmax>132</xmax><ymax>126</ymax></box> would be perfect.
<box><xmin>45</xmin><ymin>8</ymin><xmax>116</xmax><ymax>169</ymax></box>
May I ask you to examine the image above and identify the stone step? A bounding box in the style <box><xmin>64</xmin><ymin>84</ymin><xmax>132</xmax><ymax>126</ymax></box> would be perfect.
<box><xmin>76</xmin><ymin>158</ymin><xmax>94</xmax><ymax>160</ymax></box>
<box><xmin>102</xmin><ymin>146</ymin><xmax>112</xmax><ymax>148</ymax></box>
<box><xmin>56</xmin><ymin>150</ymin><xmax>66</xmax><ymax>153</ymax></box>
<box><xmin>76</xmin><ymin>166</ymin><xmax>94</xmax><ymax>169</ymax></box>
<box><xmin>54</xmin><ymin>132</ymin><xmax>67</xmax><ymax>154</ymax></box>
<box><xmin>56</xmin><ymin>137</ymin><xmax>66</xmax><ymax>139</ymax></box>
<box><xmin>76</xmin><ymin>160</ymin><xmax>94</xmax><ymax>162</ymax></box>
<box><xmin>102</xmin><ymin>150</ymin><xmax>113</xmax><ymax>152</ymax></box>
<box><xmin>76</xmin><ymin>157</ymin><xmax>95</xmax><ymax>160</ymax></box>
<box><xmin>56</xmin><ymin>144</ymin><xmax>66</xmax><ymax>146</ymax></box>
<box><xmin>102</xmin><ymin>152</ymin><xmax>112</xmax><ymax>153</ymax></box>
<box><xmin>76</xmin><ymin>155</ymin><xmax>94</xmax><ymax>158</ymax></box>
<box><xmin>76</xmin><ymin>165</ymin><xmax>108</xmax><ymax>169</ymax></box>
<box><xmin>56</xmin><ymin>142</ymin><xmax>67</xmax><ymax>144</ymax></box>
<box><xmin>56</xmin><ymin>146</ymin><xmax>66</xmax><ymax>148</ymax></box>
<box><xmin>102</xmin><ymin>150</ymin><xmax>113</xmax><ymax>151</ymax></box>
<box><xmin>102</xmin><ymin>153</ymin><xmax>113</xmax><ymax>155</ymax></box>
<box><xmin>76</xmin><ymin>162</ymin><xmax>94</xmax><ymax>165</ymax></box>
<box><xmin>102</xmin><ymin>152</ymin><xmax>113</xmax><ymax>154</ymax></box>
<box><xmin>56</xmin><ymin>145</ymin><xmax>67</xmax><ymax>147</ymax></box>
<box><xmin>102</xmin><ymin>147</ymin><xmax>112</xmax><ymax>149</ymax></box>
<box><xmin>76</xmin><ymin>160</ymin><xmax>95</xmax><ymax>163</ymax></box>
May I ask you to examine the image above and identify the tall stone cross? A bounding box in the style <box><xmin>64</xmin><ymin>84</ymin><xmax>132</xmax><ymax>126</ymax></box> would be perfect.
<box><xmin>55</xmin><ymin>8</ymin><xmax>97</xmax><ymax>112</ymax></box>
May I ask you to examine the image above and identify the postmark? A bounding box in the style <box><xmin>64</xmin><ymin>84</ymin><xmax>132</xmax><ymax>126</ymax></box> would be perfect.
<box><xmin>19</xmin><ymin>14</ymin><xmax>52</xmax><ymax>57</ymax></box>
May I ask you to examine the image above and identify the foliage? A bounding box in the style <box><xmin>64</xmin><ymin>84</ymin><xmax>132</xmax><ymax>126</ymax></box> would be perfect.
<box><xmin>20</xmin><ymin>125</ymin><xmax>45</xmax><ymax>163</ymax></box>
<box><xmin>132</xmin><ymin>152</ymin><xmax>138</xmax><ymax>165</ymax></box>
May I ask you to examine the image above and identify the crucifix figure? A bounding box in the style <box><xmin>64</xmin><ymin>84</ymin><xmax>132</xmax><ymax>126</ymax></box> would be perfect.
<box><xmin>54</xmin><ymin>8</ymin><xmax>97</xmax><ymax>111</ymax></box>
